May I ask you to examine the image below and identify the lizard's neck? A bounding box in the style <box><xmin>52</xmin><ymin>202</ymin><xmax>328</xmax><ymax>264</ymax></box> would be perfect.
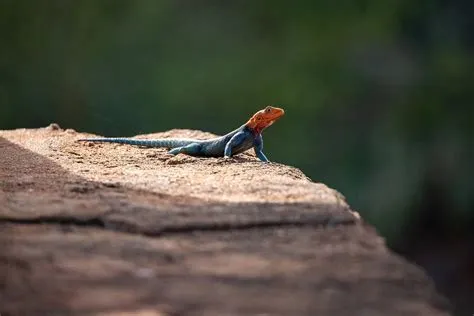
<box><xmin>245</xmin><ymin>119</ymin><xmax>275</xmax><ymax>135</ymax></box>
<box><xmin>244</xmin><ymin>122</ymin><xmax>262</xmax><ymax>135</ymax></box>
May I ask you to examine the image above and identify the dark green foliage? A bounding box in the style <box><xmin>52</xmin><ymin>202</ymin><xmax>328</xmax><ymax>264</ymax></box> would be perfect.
<box><xmin>1</xmin><ymin>1</ymin><xmax>472</xmax><ymax>244</ymax></box>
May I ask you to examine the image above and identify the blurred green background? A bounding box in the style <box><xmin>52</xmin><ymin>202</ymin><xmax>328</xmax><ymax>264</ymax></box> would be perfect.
<box><xmin>1</xmin><ymin>0</ymin><xmax>473</xmax><ymax>313</ymax></box>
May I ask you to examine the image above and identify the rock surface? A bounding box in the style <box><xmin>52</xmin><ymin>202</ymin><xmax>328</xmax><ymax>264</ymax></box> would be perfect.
<box><xmin>0</xmin><ymin>125</ymin><xmax>450</xmax><ymax>315</ymax></box>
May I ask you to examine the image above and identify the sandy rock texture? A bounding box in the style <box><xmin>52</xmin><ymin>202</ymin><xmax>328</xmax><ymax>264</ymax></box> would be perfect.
<box><xmin>0</xmin><ymin>125</ymin><xmax>450</xmax><ymax>315</ymax></box>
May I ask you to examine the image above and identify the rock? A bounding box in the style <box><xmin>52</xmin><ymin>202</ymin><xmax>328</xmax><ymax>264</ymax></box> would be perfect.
<box><xmin>0</xmin><ymin>127</ymin><xmax>451</xmax><ymax>315</ymax></box>
<box><xmin>45</xmin><ymin>122</ymin><xmax>62</xmax><ymax>131</ymax></box>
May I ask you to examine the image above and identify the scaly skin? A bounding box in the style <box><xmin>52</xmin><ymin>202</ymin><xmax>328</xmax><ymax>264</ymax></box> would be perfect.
<box><xmin>78</xmin><ymin>106</ymin><xmax>284</xmax><ymax>162</ymax></box>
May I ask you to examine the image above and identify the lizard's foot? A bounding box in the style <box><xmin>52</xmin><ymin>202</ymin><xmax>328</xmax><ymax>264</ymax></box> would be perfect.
<box><xmin>168</xmin><ymin>148</ymin><xmax>181</xmax><ymax>155</ymax></box>
<box><xmin>222</xmin><ymin>155</ymin><xmax>240</xmax><ymax>163</ymax></box>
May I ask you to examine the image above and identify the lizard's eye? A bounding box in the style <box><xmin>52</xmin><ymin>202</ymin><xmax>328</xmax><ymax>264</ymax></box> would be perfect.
<box><xmin>265</xmin><ymin>107</ymin><xmax>271</xmax><ymax>113</ymax></box>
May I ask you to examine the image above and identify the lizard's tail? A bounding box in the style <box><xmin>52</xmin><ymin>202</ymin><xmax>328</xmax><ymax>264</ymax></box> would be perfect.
<box><xmin>77</xmin><ymin>137</ymin><xmax>196</xmax><ymax>148</ymax></box>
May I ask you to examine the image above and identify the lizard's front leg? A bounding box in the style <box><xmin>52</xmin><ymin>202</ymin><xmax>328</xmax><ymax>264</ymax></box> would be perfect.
<box><xmin>253</xmin><ymin>135</ymin><xmax>269</xmax><ymax>162</ymax></box>
<box><xmin>224</xmin><ymin>132</ymin><xmax>246</xmax><ymax>158</ymax></box>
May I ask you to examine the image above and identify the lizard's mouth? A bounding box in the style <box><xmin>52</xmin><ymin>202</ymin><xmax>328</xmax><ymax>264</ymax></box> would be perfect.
<box><xmin>259</xmin><ymin>114</ymin><xmax>284</xmax><ymax>129</ymax></box>
<box><xmin>264</xmin><ymin>108</ymin><xmax>285</xmax><ymax>123</ymax></box>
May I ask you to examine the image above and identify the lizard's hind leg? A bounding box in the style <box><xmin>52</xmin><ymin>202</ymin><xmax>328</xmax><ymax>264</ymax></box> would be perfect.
<box><xmin>168</xmin><ymin>143</ymin><xmax>202</xmax><ymax>156</ymax></box>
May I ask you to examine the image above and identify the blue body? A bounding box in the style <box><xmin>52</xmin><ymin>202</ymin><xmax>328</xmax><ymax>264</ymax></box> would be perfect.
<box><xmin>79</xmin><ymin>125</ymin><xmax>270</xmax><ymax>162</ymax></box>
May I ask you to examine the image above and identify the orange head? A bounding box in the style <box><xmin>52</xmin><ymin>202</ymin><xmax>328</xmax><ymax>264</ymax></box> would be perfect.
<box><xmin>246</xmin><ymin>106</ymin><xmax>285</xmax><ymax>134</ymax></box>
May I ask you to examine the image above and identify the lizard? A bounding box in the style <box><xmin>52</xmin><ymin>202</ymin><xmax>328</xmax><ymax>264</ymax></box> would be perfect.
<box><xmin>78</xmin><ymin>106</ymin><xmax>285</xmax><ymax>162</ymax></box>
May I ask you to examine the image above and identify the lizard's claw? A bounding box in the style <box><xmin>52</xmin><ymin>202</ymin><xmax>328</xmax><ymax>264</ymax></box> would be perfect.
<box><xmin>222</xmin><ymin>155</ymin><xmax>238</xmax><ymax>163</ymax></box>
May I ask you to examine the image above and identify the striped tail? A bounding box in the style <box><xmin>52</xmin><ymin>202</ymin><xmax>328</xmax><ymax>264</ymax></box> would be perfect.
<box><xmin>77</xmin><ymin>137</ymin><xmax>196</xmax><ymax>148</ymax></box>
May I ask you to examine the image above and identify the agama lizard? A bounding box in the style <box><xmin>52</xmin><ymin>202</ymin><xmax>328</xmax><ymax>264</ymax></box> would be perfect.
<box><xmin>78</xmin><ymin>106</ymin><xmax>284</xmax><ymax>162</ymax></box>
